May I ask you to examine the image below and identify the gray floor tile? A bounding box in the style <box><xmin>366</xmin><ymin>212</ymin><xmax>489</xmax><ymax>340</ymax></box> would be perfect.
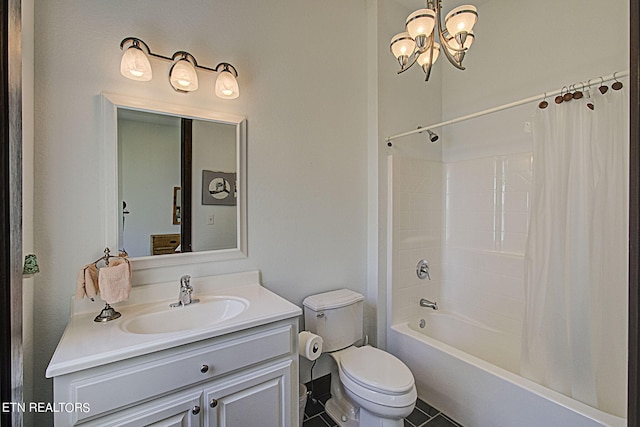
<box><xmin>416</xmin><ymin>399</ymin><xmax>440</xmax><ymax>417</ymax></box>
<box><xmin>425</xmin><ymin>413</ymin><xmax>459</xmax><ymax>427</ymax></box>
<box><xmin>303</xmin><ymin>414</ymin><xmax>331</xmax><ymax>427</ymax></box>
<box><xmin>406</xmin><ymin>407</ymin><xmax>431</xmax><ymax>426</ymax></box>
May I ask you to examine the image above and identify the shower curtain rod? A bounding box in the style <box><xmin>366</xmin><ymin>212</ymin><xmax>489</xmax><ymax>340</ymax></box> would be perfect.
<box><xmin>385</xmin><ymin>70</ymin><xmax>629</xmax><ymax>146</ymax></box>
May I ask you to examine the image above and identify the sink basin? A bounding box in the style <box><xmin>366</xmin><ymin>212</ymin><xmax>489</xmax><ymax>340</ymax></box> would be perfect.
<box><xmin>121</xmin><ymin>296</ymin><xmax>249</xmax><ymax>334</ymax></box>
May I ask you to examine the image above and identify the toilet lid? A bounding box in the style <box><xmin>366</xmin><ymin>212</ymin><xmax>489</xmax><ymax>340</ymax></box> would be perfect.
<box><xmin>340</xmin><ymin>346</ymin><xmax>414</xmax><ymax>395</ymax></box>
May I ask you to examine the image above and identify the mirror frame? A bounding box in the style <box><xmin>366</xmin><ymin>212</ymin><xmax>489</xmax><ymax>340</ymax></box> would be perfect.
<box><xmin>101</xmin><ymin>92</ymin><xmax>247</xmax><ymax>270</ymax></box>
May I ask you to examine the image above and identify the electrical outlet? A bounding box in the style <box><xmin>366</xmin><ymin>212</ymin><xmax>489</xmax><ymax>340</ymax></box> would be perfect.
<box><xmin>523</xmin><ymin>121</ymin><xmax>532</xmax><ymax>133</ymax></box>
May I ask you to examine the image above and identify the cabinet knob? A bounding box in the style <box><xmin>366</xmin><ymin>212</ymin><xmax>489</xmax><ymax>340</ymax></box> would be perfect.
<box><xmin>200</xmin><ymin>364</ymin><xmax>209</xmax><ymax>373</ymax></box>
<box><xmin>192</xmin><ymin>405</ymin><xmax>201</xmax><ymax>415</ymax></box>
<box><xmin>210</xmin><ymin>398</ymin><xmax>218</xmax><ymax>408</ymax></box>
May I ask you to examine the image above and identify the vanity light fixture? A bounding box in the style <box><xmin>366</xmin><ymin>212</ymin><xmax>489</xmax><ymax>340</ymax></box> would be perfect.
<box><xmin>120</xmin><ymin>37</ymin><xmax>240</xmax><ymax>99</ymax></box>
<box><xmin>390</xmin><ymin>0</ymin><xmax>477</xmax><ymax>81</ymax></box>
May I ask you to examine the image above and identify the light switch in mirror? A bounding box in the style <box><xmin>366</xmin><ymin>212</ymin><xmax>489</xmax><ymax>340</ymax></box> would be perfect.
<box><xmin>102</xmin><ymin>93</ymin><xmax>247</xmax><ymax>270</ymax></box>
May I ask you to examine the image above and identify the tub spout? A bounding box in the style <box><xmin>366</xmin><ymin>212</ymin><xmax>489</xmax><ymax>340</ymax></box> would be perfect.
<box><xmin>420</xmin><ymin>298</ymin><xmax>438</xmax><ymax>310</ymax></box>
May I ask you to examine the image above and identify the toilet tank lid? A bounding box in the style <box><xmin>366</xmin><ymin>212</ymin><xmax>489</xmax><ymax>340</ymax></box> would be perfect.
<box><xmin>303</xmin><ymin>289</ymin><xmax>364</xmax><ymax>311</ymax></box>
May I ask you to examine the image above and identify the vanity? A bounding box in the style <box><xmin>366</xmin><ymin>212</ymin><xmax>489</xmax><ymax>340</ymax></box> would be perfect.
<box><xmin>46</xmin><ymin>271</ymin><xmax>302</xmax><ymax>426</ymax></box>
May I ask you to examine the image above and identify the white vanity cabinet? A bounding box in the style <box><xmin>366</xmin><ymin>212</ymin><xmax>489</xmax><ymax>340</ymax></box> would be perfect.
<box><xmin>51</xmin><ymin>318</ymin><xmax>298</xmax><ymax>426</ymax></box>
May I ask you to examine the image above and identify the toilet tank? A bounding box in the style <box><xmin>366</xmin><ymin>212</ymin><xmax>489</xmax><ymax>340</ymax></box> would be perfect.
<box><xmin>302</xmin><ymin>289</ymin><xmax>364</xmax><ymax>352</ymax></box>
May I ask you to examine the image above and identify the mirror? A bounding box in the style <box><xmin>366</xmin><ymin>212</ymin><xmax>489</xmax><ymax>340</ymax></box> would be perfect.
<box><xmin>102</xmin><ymin>93</ymin><xmax>247</xmax><ymax>270</ymax></box>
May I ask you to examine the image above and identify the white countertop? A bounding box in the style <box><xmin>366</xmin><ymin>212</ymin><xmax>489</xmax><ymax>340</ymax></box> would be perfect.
<box><xmin>46</xmin><ymin>271</ymin><xmax>301</xmax><ymax>378</ymax></box>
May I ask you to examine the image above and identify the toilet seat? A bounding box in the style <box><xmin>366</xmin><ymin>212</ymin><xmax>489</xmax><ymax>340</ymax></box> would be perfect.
<box><xmin>338</xmin><ymin>346</ymin><xmax>416</xmax><ymax>408</ymax></box>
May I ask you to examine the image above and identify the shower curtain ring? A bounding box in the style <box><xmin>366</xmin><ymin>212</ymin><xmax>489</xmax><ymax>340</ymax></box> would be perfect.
<box><xmin>572</xmin><ymin>82</ymin><xmax>584</xmax><ymax>100</ymax></box>
<box><xmin>612</xmin><ymin>72</ymin><xmax>623</xmax><ymax>90</ymax></box>
<box><xmin>563</xmin><ymin>85</ymin><xmax>574</xmax><ymax>102</ymax></box>
<box><xmin>583</xmin><ymin>82</ymin><xmax>595</xmax><ymax>110</ymax></box>
<box><xmin>598</xmin><ymin>77</ymin><xmax>609</xmax><ymax>94</ymax></box>
<box><xmin>538</xmin><ymin>93</ymin><xmax>548</xmax><ymax>109</ymax></box>
<box><xmin>555</xmin><ymin>86</ymin><xmax>568</xmax><ymax>104</ymax></box>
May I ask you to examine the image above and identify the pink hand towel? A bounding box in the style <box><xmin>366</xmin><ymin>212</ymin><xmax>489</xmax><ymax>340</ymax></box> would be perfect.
<box><xmin>75</xmin><ymin>264</ymin><xmax>99</xmax><ymax>300</ymax></box>
<box><xmin>98</xmin><ymin>258</ymin><xmax>132</xmax><ymax>304</ymax></box>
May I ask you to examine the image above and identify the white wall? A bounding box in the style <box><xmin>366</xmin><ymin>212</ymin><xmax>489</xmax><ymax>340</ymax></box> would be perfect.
<box><xmin>33</xmin><ymin>0</ymin><xmax>370</xmax><ymax>415</ymax></box>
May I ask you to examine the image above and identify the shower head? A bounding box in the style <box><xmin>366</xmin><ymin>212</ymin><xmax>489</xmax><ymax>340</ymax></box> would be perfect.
<box><xmin>427</xmin><ymin>130</ymin><xmax>439</xmax><ymax>143</ymax></box>
<box><xmin>417</xmin><ymin>126</ymin><xmax>439</xmax><ymax>143</ymax></box>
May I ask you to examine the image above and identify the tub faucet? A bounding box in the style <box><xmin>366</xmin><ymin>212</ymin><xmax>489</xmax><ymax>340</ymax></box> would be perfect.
<box><xmin>420</xmin><ymin>298</ymin><xmax>438</xmax><ymax>310</ymax></box>
<box><xmin>170</xmin><ymin>275</ymin><xmax>200</xmax><ymax>307</ymax></box>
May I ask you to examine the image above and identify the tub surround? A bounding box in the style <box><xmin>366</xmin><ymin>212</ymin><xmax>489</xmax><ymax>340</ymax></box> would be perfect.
<box><xmin>46</xmin><ymin>270</ymin><xmax>301</xmax><ymax>377</ymax></box>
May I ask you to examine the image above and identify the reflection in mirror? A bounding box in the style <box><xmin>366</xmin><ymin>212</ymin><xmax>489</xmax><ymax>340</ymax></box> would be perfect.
<box><xmin>173</xmin><ymin>187</ymin><xmax>181</xmax><ymax>225</ymax></box>
<box><xmin>102</xmin><ymin>93</ymin><xmax>247</xmax><ymax>270</ymax></box>
<box><xmin>117</xmin><ymin>110</ymin><xmax>238</xmax><ymax>257</ymax></box>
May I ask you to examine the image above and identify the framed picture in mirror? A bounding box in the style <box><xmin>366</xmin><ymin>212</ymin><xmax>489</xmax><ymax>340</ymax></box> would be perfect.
<box><xmin>202</xmin><ymin>170</ymin><xmax>236</xmax><ymax>206</ymax></box>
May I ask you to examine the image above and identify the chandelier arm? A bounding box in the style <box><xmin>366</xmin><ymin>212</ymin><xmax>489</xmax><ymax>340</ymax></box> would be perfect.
<box><xmin>441</xmin><ymin>30</ymin><xmax>467</xmax><ymax>53</ymax></box>
<box><xmin>397</xmin><ymin>53</ymin><xmax>419</xmax><ymax>74</ymax></box>
<box><xmin>422</xmin><ymin>36</ymin><xmax>435</xmax><ymax>81</ymax></box>
<box><xmin>436</xmin><ymin>2</ymin><xmax>466</xmax><ymax>70</ymax></box>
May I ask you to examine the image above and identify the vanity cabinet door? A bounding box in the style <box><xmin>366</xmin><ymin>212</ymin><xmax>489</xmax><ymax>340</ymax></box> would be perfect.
<box><xmin>81</xmin><ymin>389</ymin><xmax>203</xmax><ymax>427</ymax></box>
<box><xmin>204</xmin><ymin>360</ymin><xmax>294</xmax><ymax>427</ymax></box>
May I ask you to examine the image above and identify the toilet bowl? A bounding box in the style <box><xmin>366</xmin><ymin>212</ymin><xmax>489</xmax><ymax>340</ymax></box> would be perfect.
<box><xmin>326</xmin><ymin>346</ymin><xmax>417</xmax><ymax>427</ymax></box>
<box><xmin>303</xmin><ymin>289</ymin><xmax>417</xmax><ymax>427</ymax></box>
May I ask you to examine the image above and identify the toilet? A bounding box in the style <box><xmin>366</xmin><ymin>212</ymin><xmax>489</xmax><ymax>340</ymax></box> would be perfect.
<box><xmin>303</xmin><ymin>289</ymin><xmax>417</xmax><ymax>427</ymax></box>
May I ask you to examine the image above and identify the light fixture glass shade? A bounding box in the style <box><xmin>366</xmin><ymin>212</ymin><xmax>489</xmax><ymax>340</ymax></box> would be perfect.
<box><xmin>445</xmin><ymin>5</ymin><xmax>478</xmax><ymax>36</ymax></box>
<box><xmin>417</xmin><ymin>42</ymin><xmax>441</xmax><ymax>66</ymax></box>
<box><xmin>215</xmin><ymin>70</ymin><xmax>239</xmax><ymax>99</ymax></box>
<box><xmin>390</xmin><ymin>32</ymin><xmax>416</xmax><ymax>60</ymax></box>
<box><xmin>169</xmin><ymin>58</ymin><xmax>199</xmax><ymax>92</ymax></box>
<box><xmin>405</xmin><ymin>9</ymin><xmax>436</xmax><ymax>40</ymax></box>
<box><xmin>120</xmin><ymin>46</ymin><xmax>152</xmax><ymax>81</ymax></box>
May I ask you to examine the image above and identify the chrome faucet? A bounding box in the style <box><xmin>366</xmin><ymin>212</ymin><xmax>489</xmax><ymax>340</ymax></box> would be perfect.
<box><xmin>170</xmin><ymin>275</ymin><xmax>200</xmax><ymax>307</ymax></box>
<box><xmin>420</xmin><ymin>298</ymin><xmax>438</xmax><ymax>310</ymax></box>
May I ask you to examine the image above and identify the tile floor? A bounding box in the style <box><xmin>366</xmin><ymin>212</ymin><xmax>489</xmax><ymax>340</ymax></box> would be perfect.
<box><xmin>301</xmin><ymin>376</ymin><xmax>462</xmax><ymax>427</ymax></box>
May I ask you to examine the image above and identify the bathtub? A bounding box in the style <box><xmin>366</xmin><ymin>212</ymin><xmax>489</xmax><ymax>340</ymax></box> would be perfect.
<box><xmin>388</xmin><ymin>313</ymin><xmax>626</xmax><ymax>427</ymax></box>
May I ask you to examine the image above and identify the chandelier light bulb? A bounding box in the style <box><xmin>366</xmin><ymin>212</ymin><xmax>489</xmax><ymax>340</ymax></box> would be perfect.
<box><xmin>120</xmin><ymin>45</ymin><xmax>152</xmax><ymax>81</ymax></box>
<box><xmin>390</xmin><ymin>32</ymin><xmax>417</xmax><ymax>67</ymax></box>
<box><xmin>406</xmin><ymin>8</ymin><xmax>436</xmax><ymax>50</ymax></box>
<box><xmin>445</xmin><ymin>5</ymin><xmax>478</xmax><ymax>38</ymax></box>
<box><xmin>417</xmin><ymin>42</ymin><xmax>441</xmax><ymax>67</ymax></box>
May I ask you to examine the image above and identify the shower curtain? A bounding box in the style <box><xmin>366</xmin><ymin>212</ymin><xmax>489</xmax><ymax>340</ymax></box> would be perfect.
<box><xmin>521</xmin><ymin>87</ymin><xmax>628</xmax><ymax>417</ymax></box>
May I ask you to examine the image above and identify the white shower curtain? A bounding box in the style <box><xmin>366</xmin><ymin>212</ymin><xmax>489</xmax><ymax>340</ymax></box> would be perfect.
<box><xmin>521</xmin><ymin>87</ymin><xmax>628</xmax><ymax>417</ymax></box>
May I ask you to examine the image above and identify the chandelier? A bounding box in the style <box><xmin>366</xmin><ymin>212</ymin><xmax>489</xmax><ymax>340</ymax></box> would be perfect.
<box><xmin>390</xmin><ymin>1</ymin><xmax>478</xmax><ymax>81</ymax></box>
